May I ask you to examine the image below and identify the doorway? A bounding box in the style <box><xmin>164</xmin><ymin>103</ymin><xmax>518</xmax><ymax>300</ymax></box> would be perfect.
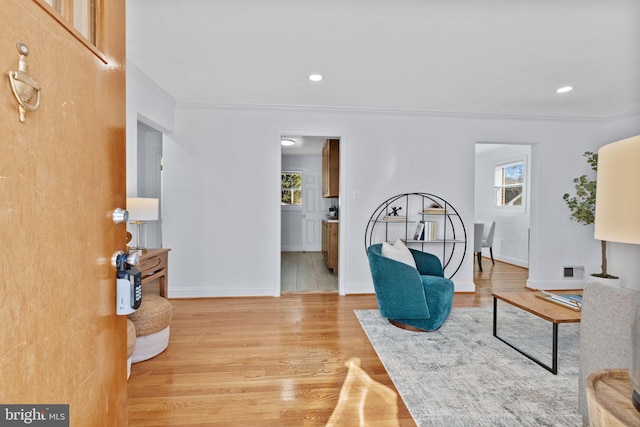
<box><xmin>136</xmin><ymin>121</ymin><xmax>163</xmax><ymax>248</ymax></box>
<box><xmin>280</xmin><ymin>135</ymin><xmax>338</xmax><ymax>293</ymax></box>
<box><xmin>474</xmin><ymin>143</ymin><xmax>532</xmax><ymax>271</ymax></box>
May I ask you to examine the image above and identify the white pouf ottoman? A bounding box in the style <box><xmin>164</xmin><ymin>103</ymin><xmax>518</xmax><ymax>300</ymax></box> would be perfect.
<box><xmin>128</xmin><ymin>295</ymin><xmax>173</xmax><ymax>363</ymax></box>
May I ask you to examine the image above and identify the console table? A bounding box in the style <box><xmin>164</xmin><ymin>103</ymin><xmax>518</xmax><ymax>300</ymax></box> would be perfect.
<box><xmin>138</xmin><ymin>248</ymin><xmax>171</xmax><ymax>298</ymax></box>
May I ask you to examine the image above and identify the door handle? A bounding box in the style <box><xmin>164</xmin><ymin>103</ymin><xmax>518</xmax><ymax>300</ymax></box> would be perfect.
<box><xmin>7</xmin><ymin>42</ymin><xmax>41</xmax><ymax>123</ymax></box>
<box><xmin>112</xmin><ymin>207</ymin><xmax>129</xmax><ymax>224</ymax></box>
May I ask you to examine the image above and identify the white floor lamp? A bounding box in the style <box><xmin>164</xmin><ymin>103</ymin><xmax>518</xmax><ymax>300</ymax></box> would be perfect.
<box><xmin>594</xmin><ymin>135</ymin><xmax>640</xmax><ymax>412</ymax></box>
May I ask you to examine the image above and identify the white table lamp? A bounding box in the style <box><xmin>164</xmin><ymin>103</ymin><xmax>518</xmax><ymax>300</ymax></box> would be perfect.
<box><xmin>126</xmin><ymin>197</ymin><xmax>159</xmax><ymax>251</ymax></box>
<box><xmin>593</xmin><ymin>135</ymin><xmax>640</xmax><ymax>412</ymax></box>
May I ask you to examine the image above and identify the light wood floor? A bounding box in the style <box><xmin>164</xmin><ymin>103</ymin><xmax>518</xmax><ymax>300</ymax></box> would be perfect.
<box><xmin>128</xmin><ymin>258</ymin><xmax>528</xmax><ymax>426</ymax></box>
<box><xmin>281</xmin><ymin>252</ymin><xmax>338</xmax><ymax>293</ymax></box>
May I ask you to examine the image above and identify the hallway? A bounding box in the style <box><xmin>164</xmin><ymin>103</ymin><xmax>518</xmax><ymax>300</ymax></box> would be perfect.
<box><xmin>281</xmin><ymin>251</ymin><xmax>338</xmax><ymax>293</ymax></box>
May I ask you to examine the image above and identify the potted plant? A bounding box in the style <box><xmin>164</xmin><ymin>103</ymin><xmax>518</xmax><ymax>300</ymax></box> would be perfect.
<box><xmin>562</xmin><ymin>151</ymin><xmax>620</xmax><ymax>285</ymax></box>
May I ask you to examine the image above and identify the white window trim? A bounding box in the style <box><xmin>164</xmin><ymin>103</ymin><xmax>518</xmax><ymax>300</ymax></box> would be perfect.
<box><xmin>281</xmin><ymin>170</ymin><xmax>303</xmax><ymax>210</ymax></box>
<box><xmin>493</xmin><ymin>157</ymin><xmax>527</xmax><ymax>212</ymax></box>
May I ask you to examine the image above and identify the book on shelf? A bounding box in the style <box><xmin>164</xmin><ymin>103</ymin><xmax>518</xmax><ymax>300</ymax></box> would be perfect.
<box><xmin>423</xmin><ymin>221</ymin><xmax>437</xmax><ymax>241</ymax></box>
<box><xmin>535</xmin><ymin>291</ymin><xmax>582</xmax><ymax>311</ymax></box>
<box><xmin>415</xmin><ymin>220</ymin><xmax>437</xmax><ymax>241</ymax></box>
<box><xmin>413</xmin><ymin>222</ymin><xmax>425</xmax><ymax>240</ymax></box>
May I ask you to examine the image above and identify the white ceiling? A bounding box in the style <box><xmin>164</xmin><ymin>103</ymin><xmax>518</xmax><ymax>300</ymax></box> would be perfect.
<box><xmin>280</xmin><ymin>136</ymin><xmax>326</xmax><ymax>156</ymax></box>
<box><xmin>126</xmin><ymin>0</ymin><xmax>640</xmax><ymax>119</ymax></box>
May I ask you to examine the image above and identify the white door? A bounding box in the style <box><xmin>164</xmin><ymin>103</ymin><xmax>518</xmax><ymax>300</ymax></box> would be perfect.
<box><xmin>302</xmin><ymin>170</ymin><xmax>327</xmax><ymax>251</ymax></box>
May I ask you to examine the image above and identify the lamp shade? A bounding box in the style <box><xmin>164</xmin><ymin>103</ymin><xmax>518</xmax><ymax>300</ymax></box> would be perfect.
<box><xmin>126</xmin><ymin>197</ymin><xmax>159</xmax><ymax>221</ymax></box>
<box><xmin>594</xmin><ymin>135</ymin><xmax>640</xmax><ymax>244</ymax></box>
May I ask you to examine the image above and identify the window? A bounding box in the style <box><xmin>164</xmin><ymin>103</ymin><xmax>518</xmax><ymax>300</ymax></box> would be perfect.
<box><xmin>494</xmin><ymin>161</ymin><xmax>525</xmax><ymax>207</ymax></box>
<box><xmin>38</xmin><ymin>0</ymin><xmax>106</xmax><ymax>61</ymax></box>
<box><xmin>281</xmin><ymin>171</ymin><xmax>302</xmax><ymax>206</ymax></box>
<box><xmin>40</xmin><ymin>0</ymin><xmax>97</xmax><ymax>44</ymax></box>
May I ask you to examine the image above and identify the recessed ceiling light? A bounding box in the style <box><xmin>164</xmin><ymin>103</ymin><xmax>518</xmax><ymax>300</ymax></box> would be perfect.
<box><xmin>556</xmin><ymin>86</ymin><xmax>574</xmax><ymax>94</ymax></box>
<box><xmin>281</xmin><ymin>138</ymin><xmax>296</xmax><ymax>146</ymax></box>
<box><xmin>308</xmin><ymin>74</ymin><xmax>323</xmax><ymax>82</ymax></box>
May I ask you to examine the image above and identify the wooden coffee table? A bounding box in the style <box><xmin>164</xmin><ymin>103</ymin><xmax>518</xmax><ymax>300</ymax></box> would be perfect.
<box><xmin>492</xmin><ymin>291</ymin><xmax>581</xmax><ymax>374</ymax></box>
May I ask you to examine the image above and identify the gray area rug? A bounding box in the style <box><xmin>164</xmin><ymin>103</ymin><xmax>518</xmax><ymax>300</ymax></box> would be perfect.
<box><xmin>355</xmin><ymin>306</ymin><xmax>582</xmax><ymax>426</ymax></box>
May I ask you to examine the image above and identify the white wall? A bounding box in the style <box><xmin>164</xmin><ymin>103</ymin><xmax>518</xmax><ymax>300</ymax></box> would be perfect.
<box><xmin>475</xmin><ymin>144</ymin><xmax>531</xmax><ymax>268</ymax></box>
<box><xmin>526</xmin><ymin>114</ymin><xmax>640</xmax><ymax>291</ymax></box>
<box><xmin>127</xmin><ymin>68</ymin><xmax>640</xmax><ymax>296</ymax></box>
<box><xmin>160</xmin><ymin>104</ymin><xmax>621</xmax><ymax>297</ymax></box>
<box><xmin>125</xmin><ymin>62</ymin><xmax>176</xmax><ymax>195</ymax></box>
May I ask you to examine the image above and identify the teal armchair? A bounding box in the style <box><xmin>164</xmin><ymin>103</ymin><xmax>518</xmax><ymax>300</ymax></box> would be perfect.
<box><xmin>367</xmin><ymin>243</ymin><xmax>454</xmax><ymax>331</ymax></box>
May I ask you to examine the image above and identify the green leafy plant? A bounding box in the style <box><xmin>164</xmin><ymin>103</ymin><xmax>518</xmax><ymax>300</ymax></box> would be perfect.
<box><xmin>562</xmin><ymin>151</ymin><xmax>617</xmax><ymax>279</ymax></box>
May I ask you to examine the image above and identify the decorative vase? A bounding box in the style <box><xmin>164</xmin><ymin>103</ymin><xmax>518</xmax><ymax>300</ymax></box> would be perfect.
<box><xmin>589</xmin><ymin>275</ymin><xmax>622</xmax><ymax>288</ymax></box>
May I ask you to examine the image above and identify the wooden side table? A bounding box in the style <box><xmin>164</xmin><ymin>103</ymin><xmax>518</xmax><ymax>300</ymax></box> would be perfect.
<box><xmin>137</xmin><ymin>248</ymin><xmax>171</xmax><ymax>298</ymax></box>
<box><xmin>586</xmin><ymin>369</ymin><xmax>640</xmax><ymax>426</ymax></box>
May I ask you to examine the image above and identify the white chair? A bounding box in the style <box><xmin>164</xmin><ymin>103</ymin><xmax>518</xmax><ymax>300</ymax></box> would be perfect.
<box><xmin>474</xmin><ymin>223</ymin><xmax>484</xmax><ymax>272</ymax></box>
<box><xmin>477</xmin><ymin>220</ymin><xmax>496</xmax><ymax>265</ymax></box>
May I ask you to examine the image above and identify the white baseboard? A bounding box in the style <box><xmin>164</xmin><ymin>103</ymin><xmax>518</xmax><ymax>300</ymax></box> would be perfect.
<box><xmin>525</xmin><ymin>278</ymin><xmax>586</xmax><ymax>291</ymax></box>
<box><xmin>168</xmin><ymin>279</ymin><xmax>476</xmax><ymax>298</ymax></box>
<box><xmin>344</xmin><ymin>280</ymin><xmax>475</xmax><ymax>294</ymax></box>
<box><xmin>455</xmin><ymin>280</ymin><xmax>476</xmax><ymax>293</ymax></box>
<box><xmin>168</xmin><ymin>287</ymin><xmax>278</xmax><ymax>298</ymax></box>
<box><xmin>343</xmin><ymin>283</ymin><xmax>374</xmax><ymax>294</ymax></box>
<box><xmin>486</xmin><ymin>253</ymin><xmax>528</xmax><ymax>268</ymax></box>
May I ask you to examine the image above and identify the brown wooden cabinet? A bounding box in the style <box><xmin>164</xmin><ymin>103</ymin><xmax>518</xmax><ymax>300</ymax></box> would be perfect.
<box><xmin>322</xmin><ymin>139</ymin><xmax>339</xmax><ymax>198</ymax></box>
<box><xmin>322</xmin><ymin>220</ymin><xmax>339</xmax><ymax>274</ymax></box>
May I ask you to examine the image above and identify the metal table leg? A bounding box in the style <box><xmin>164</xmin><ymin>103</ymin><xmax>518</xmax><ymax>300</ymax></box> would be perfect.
<box><xmin>493</xmin><ymin>296</ymin><xmax>559</xmax><ymax>375</ymax></box>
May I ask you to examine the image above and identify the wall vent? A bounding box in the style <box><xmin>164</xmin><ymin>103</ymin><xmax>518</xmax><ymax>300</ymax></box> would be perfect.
<box><xmin>563</xmin><ymin>265</ymin><xmax>585</xmax><ymax>279</ymax></box>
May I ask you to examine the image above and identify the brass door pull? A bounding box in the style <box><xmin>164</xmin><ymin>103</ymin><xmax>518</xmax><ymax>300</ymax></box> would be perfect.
<box><xmin>8</xmin><ymin>42</ymin><xmax>41</xmax><ymax>123</ymax></box>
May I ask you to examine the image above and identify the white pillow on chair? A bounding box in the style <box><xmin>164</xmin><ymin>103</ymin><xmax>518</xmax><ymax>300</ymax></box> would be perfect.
<box><xmin>381</xmin><ymin>239</ymin><xmax>417</xmax><ymax>269</ymax></box>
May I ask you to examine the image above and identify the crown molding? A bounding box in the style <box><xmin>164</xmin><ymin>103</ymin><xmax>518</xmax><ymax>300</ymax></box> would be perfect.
<box><xmin>173</xmin><ymin>102</ymin><xmax>631</xmax><ymax>123</ymax></box>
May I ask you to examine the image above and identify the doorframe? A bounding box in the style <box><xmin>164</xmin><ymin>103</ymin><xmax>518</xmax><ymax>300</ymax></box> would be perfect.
<box><xmin>274</xmin><ymin>129</ymin><xmax>348</xmax><ymax>296</ymax></box>
<box><xmin>474</xmin><ymin>141</ymin><xmax>534</xmax><ymax>270</ymax></box>
<box><xmin>136</xmin><ymin>120</ymin><xmax>164</xmax><ymax>248</ymax></box>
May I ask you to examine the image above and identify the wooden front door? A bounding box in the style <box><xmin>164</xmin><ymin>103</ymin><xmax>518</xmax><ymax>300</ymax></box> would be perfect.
<box><xmin>1</xmin><ymin>1</ymin><xmax>127</xmax><ymax>425</ymax></box>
